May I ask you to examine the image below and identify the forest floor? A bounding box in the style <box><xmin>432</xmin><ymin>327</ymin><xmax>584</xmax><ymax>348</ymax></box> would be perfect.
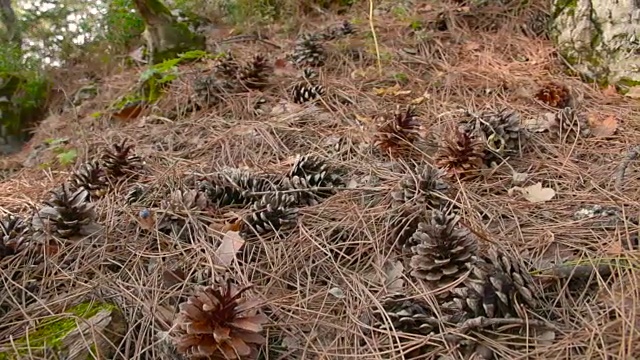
<box><xmin>1</xmin><ymin>1</ymin><xmax>640</xmax><ymax>359</ymax></box>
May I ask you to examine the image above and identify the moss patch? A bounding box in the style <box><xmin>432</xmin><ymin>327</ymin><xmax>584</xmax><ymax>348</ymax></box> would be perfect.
<box><xmin>0</xmin><ymin>302</ymin><xmax>117</xmax><ymax>360</ymax></box>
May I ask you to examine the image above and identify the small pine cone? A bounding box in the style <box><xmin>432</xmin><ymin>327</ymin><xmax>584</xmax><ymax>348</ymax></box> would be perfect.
<box><xmin>409</xmin><ymin>210</ymin><xmax>478</xmax><ymax>288</ymax></box>
<box><xmin>435</xmin><ymin>130</ymin><xmax>485</xmax><ymax>180</ymax></box>
<box><xmin>374</xmin><ymin>106</ymin><xmax>421</xmax><ymax>157</ymax></box>
<box><xmin>70</xmin><ymin>160</ymin><xmax>108</xmax><ymax>200</ymax></box>
<box><xmin>453</xmin><ymin>247</ymin><xmax>540</xmax><ymax>319</ymax></box>
<box><xmin>319</xmin><ymin>20</ymin><xmax>357</xmax><ymax>41</ymax></box>
<box><xmin>300</xmin><ymin>68</ymin><xmax>319</xmax><ymax>81</ymax></box>
<box><xmin>291</xmin><ymin>82</ymin><xmax>325</xmax><ymax>104</ymax></box>
<box><xmin>0</xmin><ymin>215</ymin><xmax>30</xmax><ymax>258</ymax></box>
<box><xmin>239</xmin><ymin>55</ymin><xmax>272</xmax><ymax>90</ymax></box>
<box><xmin>460</xmin><ymin>109</ymin><xmax>526</xmax><ymax>166</ymax></box>
<box><xmin>172</xmin><ymin>280</ymin><xmax>268</xmax><ymax>359</ymax></box>
<box><xmin>32</xmin><ymin>185</ymin><xmax>100</xmax><ymax>239</ymax></box>
<box><xmin>193</xmin><ymin>75</ymin><xmax>235</xmax><ymax>106</ymax></box>
<box><xmin>126</xmin><ymin>183</ymin><xmax>147</xmax><ymax>205</ymax></box>
<box><xmin>198</xmin><ymin>179</ymin><xmax>251</xmax><ymax>207</ymax></box>
<box><xmin>240</xmin><ymin>193</ymin><xmax>298</xmax><ymax>238</ymax></box>
<box><xmin>290</xmin><ymin>34</ymin><xmax>327</xmax><ymax>68</ymax></box>
<box><xmin>215</xmin><ymin>53</ymin><xmax>241</xmax><ymax>79</ymax></box>
<box><xmin>535</xmin><ymin>82</ymin><xmax>572</xmax><ymax>108</ymax></box>
<box><xmin>281</xmin><ymin>154</ymin><xmax>344</xmax><ymax>205</ymax></box>
<box><xmin>169</xmin><ymin>189</ymin><xmax>209</xmax><ymax>211</ymax></box>
<box><xmin>547</xmin><ymin>107</ymin><xmax>591</xmax><ymax>140</ymax></box>
<box><xmin>371</xmin><ymin>293</ymin><xmax>465</xmax><ymax>335</ymax></box>
<box><xmin>102</xmin><ymin>139</ymin><xmax>143</xmax><ymax>179</ymax></box>
<box><xmin>391</xmin><ymin>164</ymin><xmax>449</xmax><ymax>209</ymax></box>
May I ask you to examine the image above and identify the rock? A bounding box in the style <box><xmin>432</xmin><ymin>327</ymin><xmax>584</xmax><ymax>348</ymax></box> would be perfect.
<box><xmin>0</xmin><ymin>301</ymin><xmax>127</xmax><ymax>359</ymax></box>
<box><xmin>550</xmin><ymin>0</ymin><xmax>640</xmax><ymax>88</ymax></box>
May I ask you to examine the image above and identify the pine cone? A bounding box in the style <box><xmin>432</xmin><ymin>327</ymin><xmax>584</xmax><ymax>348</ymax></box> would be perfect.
<box><xmin>547</xmin><ymin>107</ymin><xmax>591</xmax><ymax>140</ymax></box>
<box><xmin>169</xmin><ymin>189</ymin><xmax>209</xmax><ymax>211</ymax></box>
<box><xmin>535</xmin><ymin>82</ymin><xmax>572</xmax><ymax>108</ymax></box>
<box><xmin>0</xmin><ymin>215</ymin><xmax>30</xmax><ymax>258</ymax></box>
<box><xmin>391</xmin><ymin>164</ymin><xmax>449</xmax><ymax>210</ymax></box>
<box><xmin>172</xmin><ymin>280</ymin><xmax>268</xmax><ymax>359</ymax></box>
<box><xmin>198</xmin><ymin>178</ymin><xmax>251</xmax><ymax>207</ymax></box>
<box><xmin>215</xmin><ymin>53</ymin><xmax>241</xmax><ymax>79</ymax></box>
<box><xmin>435</xmin><ymin>129</ymin><xmax>485</xmax><ymax>180</ymax></box>
<box><xmin>70</xmin><ymin>160</ymin><xmax>108</xmax><ymax>200</ymax></box>
<box><xmin>291</xmin><ymin>82</ymin><xmax>325</xmax><ymax>104</ymax></box>
<box><xmin>374</xmin><ymin>106</ymin><xmax>421</xmax><ymax>157</ymax></box>
<box><xmin>290</xmin><ymin>34</ymin><xmax>326</xmax><ymax>68</ymax></box>
<box><xmin>460</xmin><ymin>109</ymin><xmax>525</xmax><ymax>166</ymax></box>
<box><xmin>371</xmin><ymin>293</ymin><xmax>465</xmax><ymax>335</ymax></box>
<box><xmin>319</xmin><ymin>20</ymin><xmax>357</xmax><ymax>41</ymax></box>
<box><xmin>459</xmin><ymin>247</ymin><xmax>540</xmax><ymax>319</ymax></box>
<box><xmin>240</xmin><ymin>193</ymin><xmax>298</xmax><ymax>238</ymax></box>
<box><xmin>32</xmin><ymin>185</ymin><xmax>100</xmax><ymax>239</ymax></box>
<box><xmin>280</xmin><ymin>154</ymin><xmax>344</xmax><ymax>205</ymax></box>
<box><xmin>238</xmin><ymin>55</ymin><xmax>272</xmax><ymax>90</ymax></box>
<box><xmin>193</xmin><ymin>75</ymin><xmax>235</xmax><ymax>106</ymax></box>
<box><xmin>102</xmin><ymin>139</ymin><xmax>143</xmax><ymax>179</ymax></box>
<box><xmin>409</xmin><ymin>210</ymin><xmax>478</xmax><ymax>288</ymax></box>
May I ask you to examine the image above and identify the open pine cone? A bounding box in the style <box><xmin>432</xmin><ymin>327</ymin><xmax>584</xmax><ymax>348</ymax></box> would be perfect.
<box><xmin>0</xmin><ymin>215</ymin><xmax>30</xmax><ymax>258</ymax></box>
<box><xmin>173</xmin><ymin>281</ymin><xmax>268</xmax><ymax>359</ymax></box>
<box><xmin>70</xmin><ymin>160</ymin><xmax>108</xmax><ymax>200</ymax></box>
<box><xmin>374</xmin><ymin>106</ymin><xmax>421</xmax><ymax>157</ymax></box>
<box><xmin>32</xmin><ymin>185</ymin><xmax>100</xmax><ymax>239</ymax></box>
<box><xmin>410</xmin><ymin>210</ymin><xmax>478</xmax><ymax>289</ymax></box>
<box><xmin>450</xmin><ymin>247</ymin><xmax>541</xmax><ymax>319</ymax></box>
<box><xmin>280</xmin><ymin>154</ymin><xmax>344</xmax><ymax>205</ymax></box>
<box><xmin>547</xmin><ymin>107</ymin><xmax>591</xmax><ymax>141</ymax></box>
<box><xmin>239</xmin><ymin>193</ymin><xmax>298</xmax><ymax>238</ymax></box>
<box><xmin>101</xmin><ymin>139</ymin><xmax>143</xmax><ymax>179</ymax></box>
<box><xmin>535</xmin><ymin>82</ymin><xmax>572</xmax><ymax>108</ymax></box>
<box><xmin>238</xmin><ymin>55</ymin><xmax>272</xmax><ymax>90</ymax></box>
<box><xmin>289</xmin><ymin>33</ymin><xmax>327</xmax><ymax>68</ymax></box>
<box><xmin>435</xmin><ymin>129</ymin><xmax>485</xmax><ymax>180</ymax></box>
<box><xmin>391</xmin><ymin>164</ymin><xmax>449</xmax><ymax>210</ymax></box>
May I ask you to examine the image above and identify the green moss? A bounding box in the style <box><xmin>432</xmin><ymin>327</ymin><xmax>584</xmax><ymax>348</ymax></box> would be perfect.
<box><xmin>0</xmin><ymin>302</ymin><xmax>117</xmax><ymax>360</ymax></box>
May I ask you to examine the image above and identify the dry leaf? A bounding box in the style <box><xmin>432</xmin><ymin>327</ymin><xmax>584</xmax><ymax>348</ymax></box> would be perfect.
<box><xmin>354</xmin><ymin>113</ymin><xmax>372</xmax><ymax>123</ymax></box>
<box><xmin>523</xmin><ymin>113</ymin><xmax>553</xmax><ymax>133</ymax></box>
<box><xmin>411</xmin><ymin>90</ymin><xmax>431</xmax><ymax>105</ymax></box>
<box><xmin>273</xmin><ymin>58</ymin><xmax>297</xmax><ymax>77</ymax></box>
<box><xmin>589</xmin><ymin>115</ymin><xmax>618</xmax><ymax>138</ymax></box>
<box><xmin>510</xmin><ymin>182</ymin><xmax>555</xmax><ymax>203</ymax></box>
<box><xmin>463</xmin><ymin>41</ymin><xmax>481</xmax><ymax>51</ymax></box>
<box><xmin>519</xmin><ymin>182</ymin><xmax>556</xmax><ymax>203</ymax></box>
<box><xmin>383</xmin><ymin>260</ymin><xmax>405</xmax><ymax>293</ymax></box>
<box><xmin>215</xmin><ymin>231</ymin><xmax>245</xmax><ymax>267</ymax></box>
<box><xmin>603</xmin><ymin>240</ymin><xmax>624</xmax><ymax>256</ymax></box>
<box><xmin>270</xmin><ymin>100</ymin><xmax>303</xmax><ymax>115</ymax></box>
<box><xmin>624</xmin><ymin>86</ymin><xmax>640</xmax><ymax>99</ymax></box>
<box><xmin>328</xmin><ymin>287</ymin><xmax>345</xmax><ymax>299</ymax></box>
<box><xmin>601</xmin><ymin>84</ymin><xmax>618</xmax><ymax>97</ymax></box>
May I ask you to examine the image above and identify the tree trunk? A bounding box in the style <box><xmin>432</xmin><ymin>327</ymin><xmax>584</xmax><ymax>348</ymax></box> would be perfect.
<box><xmin>132</xmin><ymin>0</ymin><xmax>205</xmax><ymax>64</ymax></box>
<box><xmin>0</xmin><ymin>0</ymin><xmax>20</xmax><ymax>48</ymax></box>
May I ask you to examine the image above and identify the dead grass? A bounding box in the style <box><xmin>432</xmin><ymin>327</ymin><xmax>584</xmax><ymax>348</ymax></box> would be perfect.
<box><xmin>1</xmin><ymin>1</ymin><xmax>640</xmax><ymax>359</ymax></box>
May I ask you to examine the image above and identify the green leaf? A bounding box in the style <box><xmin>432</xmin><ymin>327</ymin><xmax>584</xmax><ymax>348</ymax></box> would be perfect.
<box><xmin>57</xmin><ymin>149</ymin><xmax>78</xmax><ymax>166</ymax></box>
<box><xmin>90</xmin><ymin>111</ymin><xmax>102</xmax><ymax>118</ymax></box>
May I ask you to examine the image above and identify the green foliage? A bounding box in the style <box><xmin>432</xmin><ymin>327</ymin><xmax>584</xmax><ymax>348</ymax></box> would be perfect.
<box><xmin>218</xmin><ymin>0</ymin><xmax>354</xmax><ymax>25</ymax></box>
<box><xmin>102</xmin><ymin>0</ymin><xmax>146</xmax><ymax>50</ymax></box>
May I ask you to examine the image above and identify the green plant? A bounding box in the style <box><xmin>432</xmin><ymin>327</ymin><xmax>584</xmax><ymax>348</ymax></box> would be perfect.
<box><xmin>102</xmin><ymin>0</ymin><xmax>146</xmax><ymax>51</ymax></box>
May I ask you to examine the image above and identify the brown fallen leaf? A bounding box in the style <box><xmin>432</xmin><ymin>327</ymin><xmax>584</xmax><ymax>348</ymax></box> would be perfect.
<box><xmin>588</xmin><ymin>115</ymin><xmax>618</xmax><ymax>138</ymax></box>
<box><xmin>112</xmin><ymin>100</ymin><xmax>147</xmax><ymax>121</ymax></box>
<box><xmin>373</xmin><ymin>84</ymin><xmax>412</xmax><ymax>97</ymax></box>
<box><xmin>510</xmin><ymin>182</ymin><xmax>555</xmax><ymax>203</ymax></box>
<box><xmin>601</xmin><ymin>84</ymin><xmax>618</xmax><ymax>97</ymax></box>
<box><xmin>624</xmin><ymin>86</ymin><xmax>640</xmax><ymax>99</ymax></box>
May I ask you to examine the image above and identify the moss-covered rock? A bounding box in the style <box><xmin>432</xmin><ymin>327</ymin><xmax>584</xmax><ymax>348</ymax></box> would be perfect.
<box><xmin>0</xmin><ymin>302</ymin><xmax>127</xmax><ymax>359</ymax></box>
<box><xmin>550</xmin><ymin>0</ymin><xmax>640</xmax><ymax>87</ymax></box>
<box><xmin>133</xmin><ymin>0</ymin><xmax>206</xmax><ymax>64</ymax></box>
<box><xmin>0</xmin><ymin>71</ymin><xmax>49</xmax><ymax>154</ymax></box>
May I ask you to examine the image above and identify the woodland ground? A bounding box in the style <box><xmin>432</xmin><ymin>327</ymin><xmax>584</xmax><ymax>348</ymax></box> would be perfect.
<box><xmin>1</xmin><ymin>1</ymin><xmax>640</xmax><ymax>359</ymax></box>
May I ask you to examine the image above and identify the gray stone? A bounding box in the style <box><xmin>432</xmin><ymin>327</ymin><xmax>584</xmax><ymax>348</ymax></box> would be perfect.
<box><xmin>551</xmin><ymin>0</ymin><xmax>640</xmax><ymax>87</ymax></box>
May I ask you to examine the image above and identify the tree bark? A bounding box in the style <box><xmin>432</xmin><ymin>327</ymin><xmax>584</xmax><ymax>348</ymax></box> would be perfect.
<box><xmin>132</xmin><ymin>0</ymin><xmax>205</xmax><ymax>64</ymax></box>
<box><xmin>0</xmin><ymin>0</ymin><xmax>20</xmax><ymax>47</ymax></box>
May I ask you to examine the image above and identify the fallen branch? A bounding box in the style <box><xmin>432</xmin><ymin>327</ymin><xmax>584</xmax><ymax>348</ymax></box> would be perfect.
<box><xmin>615</xmin><ymin>145</ymin><xmax>640</xmax><ymax>191</ymax></box>
<box><xmin>534</xmin><ymin>263</ymin><xmax>613</xmax><ymax>280</ymax></box>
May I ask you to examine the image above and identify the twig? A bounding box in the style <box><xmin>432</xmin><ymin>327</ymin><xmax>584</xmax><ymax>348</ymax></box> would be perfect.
<box><xmin>615</xmin><ymin>145</ymin><xmax>640</xmax><ymax>191</ymax></box>
<box><xmin>535</xmin><ymin>263</ymin><xmax>613</xmax><ymax>280</ymax></box>
<box><xmin>457</xmin><ymin>317</ymin><xmax>556</xmax><ymax>334</ymax></box>
<box><xmin>368</xmin><ymin>0</ymin><xmax>382</xmax><ymax>75</ymax></box>
<box><xmin>217</xmin><ymin>34</ymin><xmax>282</xmax><ymax>49</ymax></box>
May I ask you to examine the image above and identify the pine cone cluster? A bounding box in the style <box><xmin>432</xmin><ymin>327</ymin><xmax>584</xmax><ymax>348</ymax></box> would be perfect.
<box><xmin>409</xmin><ymin>210</ymin><xmax>478</xmax><ymax>289</ymax></box>
<box><xmin>374</xmin><ymin>106</ymin><xmax>421</xmax><ymax>157</ymax></box>
<box><xmin>391</xmin><ymin>164</ymin><xmax>449</xmax><ymax>210</ymax></box>
<box><xmin>435</xmin><ymin>129</ymin><xmax>485</xmax><ymax>180</ymax></box>
<box><xmin>547</xmin><ymin>107</ymin><xmax>591</xmax><ymax>140</ymax></box>
<box><xmin>280</xmin><ymin>154</ymin><xmax>345</xmax><ymax>206</ymax></box>
<box><xmin>0</xmin><ymin>215</ymin><xmax>30</xmax><ymax>259</ymax></box>
<box><xmin>172</xmin><ymin>281</ymin><xmax>268</xmax><ymax>359</ymax></box>
<box><xmin>31</xmin><ymin>185</ymin><xmax>100</xmax><ymax>239</ymax></box>
<box><xmin>535</xmin><ymin>82</ymin><xmax>572</xmax><ymax>108</ymax></box>
<box><xmin>318</xmin><ymin>20</ymin><xmax>357</xmax><ymax>41</ymax></box>
<box><xmin>240</xmin><ymin>193</ymin><xmax>299</xmax><ymax>238</ymax></box>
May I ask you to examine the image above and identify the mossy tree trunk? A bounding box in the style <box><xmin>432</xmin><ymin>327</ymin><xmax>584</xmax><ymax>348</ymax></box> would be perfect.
<box><xmin>132</xmin><ymin>0</ymin><xmax>206</xmax><ymax>64</ymax></box>
<box><xmin>0</xmin><ymin>0</ymin><xmax>20</xmax><ymax>48</ymax></box>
